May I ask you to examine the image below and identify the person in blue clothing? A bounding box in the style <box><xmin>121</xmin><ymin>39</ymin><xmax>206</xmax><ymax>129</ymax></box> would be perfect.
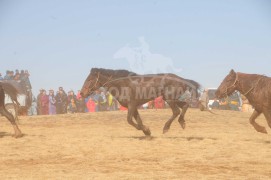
<box><xmin>92</xmin><ymin>90</ymin><xmax>101</xmax><ymax>112</ymax></box>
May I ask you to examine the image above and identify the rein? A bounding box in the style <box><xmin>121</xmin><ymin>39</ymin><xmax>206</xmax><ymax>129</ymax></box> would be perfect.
<box><xmin>86</xmin><ymin>73</ymin><xmax>114</xmax><ymax>95</ymax></box>
<box><xmin>102</xmin><ymin>75</ymin><xmax>113</xmax><ymax>87</ymax></box>
<box><xmin>242</xmin><ymin>76</ymin><xmax>264</xmax><ymax>96</ymax></box>
<box><xmin>222</xmin><ymin>73</ymin><xmax>264</xmax><ymax>98</ymax></box>
<box><xmin>86</xmin><ymin>72</ymin><xmax>100</xmax><ymax>94</ymax></box>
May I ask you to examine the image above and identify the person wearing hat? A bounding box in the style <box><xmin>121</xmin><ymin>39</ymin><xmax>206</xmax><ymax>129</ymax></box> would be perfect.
<box><xmin>41</xmin><ymin>90</ymin><xmax>49</xmax><ymax>115</ymax></box>
<box><xmin>55</xmin><ymin>87</ymin><xmax>68</xmax><ymax>114</ymax></box>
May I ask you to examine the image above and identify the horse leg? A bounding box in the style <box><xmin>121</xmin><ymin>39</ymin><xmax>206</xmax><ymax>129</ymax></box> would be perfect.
<box><xmin>263</xmin><ymin>110</ymin><xmax>271</xmax><ymax>130</ymax></box>
<box><xmin>163</xmin><ymin>101</ymin><xmax>180</xmax><ymax>134</ymax></box>
<box><xmin>134</xmin><ymin>109</ymin><xmax>151</xmax><ymax>136</ymax></box>
<box><xmin>249</xmin><ymin>110</ymin><xmax>267</xmax><ymax>134</ymax></box>
<box><xmin>178</xmin><ymin>103</ymin><xmax>189</xmax><ymax>129</ymax></box>
<box><xmin>127</xmin><ymin>103</ymin><xmax>140</xmax><ymax>130</ymax></box>
<box><xmin>0</xmin><ymin>107</ymin><xmax>23</xmax><ymax>138</ymax></box>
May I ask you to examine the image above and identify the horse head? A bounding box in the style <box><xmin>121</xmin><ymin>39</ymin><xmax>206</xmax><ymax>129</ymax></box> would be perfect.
<box><xmin>216</xmin><ymin>69</ymin><xmax>238</xmax><ymax>99</ymax></box>
<box><xmin>80</xmin><ymin>68</ymin><xmax>105</xmax><ymax>98</ymax></box>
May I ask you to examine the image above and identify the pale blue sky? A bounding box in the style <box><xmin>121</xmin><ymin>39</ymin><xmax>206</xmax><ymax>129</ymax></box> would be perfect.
<box><xmin>0</xmin><ymin>0</ymin><xmax>270</xmax><ymax>95</ymax></box>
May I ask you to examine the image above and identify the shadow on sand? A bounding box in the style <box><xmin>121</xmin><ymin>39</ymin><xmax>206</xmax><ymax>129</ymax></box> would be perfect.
<box><xmin>0</xmin><ymin>132</ymin><xmax>11</xmax><ymax>138</ymax></box>
<box><xmin>117</xmin><ymin>136</ymin><xmax>218</xmax><ymax>141</ymax></box>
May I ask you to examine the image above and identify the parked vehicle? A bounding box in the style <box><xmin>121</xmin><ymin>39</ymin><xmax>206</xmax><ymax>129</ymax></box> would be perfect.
<box><xmin>207</xmin><ymin>88</ymin><xmax>242</xmax><ymax>111</ymax></box>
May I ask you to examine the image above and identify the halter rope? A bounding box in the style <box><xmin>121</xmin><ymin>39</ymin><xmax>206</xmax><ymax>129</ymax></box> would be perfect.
<box><xmin>242</xmin><ymin>76</ymin><xmax>264</xmax><ymax>96</ymax></box>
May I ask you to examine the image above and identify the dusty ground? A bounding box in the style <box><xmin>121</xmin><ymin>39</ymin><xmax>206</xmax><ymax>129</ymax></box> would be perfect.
<box><xmin>0</xmin><ymin>109</ymin><xmax>271</xmax><ymax>180</ymax></box>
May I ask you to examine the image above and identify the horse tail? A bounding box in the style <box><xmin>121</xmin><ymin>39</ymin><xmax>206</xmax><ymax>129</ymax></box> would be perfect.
<box><xmin>0</xmin><ymin>82</ymin><xmax>20</xmax><ymax>106</ymax></box>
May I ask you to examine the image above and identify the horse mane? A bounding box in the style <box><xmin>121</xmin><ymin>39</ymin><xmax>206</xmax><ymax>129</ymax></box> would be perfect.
<box><xmin>91</xmin><ymin>68</ymin><xmax>138</xmax><ymax>78</ymax></box>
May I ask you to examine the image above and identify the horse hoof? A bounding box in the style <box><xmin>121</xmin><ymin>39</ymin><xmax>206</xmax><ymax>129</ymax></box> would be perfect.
<box><xmin>13</xmin><ymin>134</ymin><xmax>23</xmax><ymax>138</ymax></box>
<box><xmin>163</xmin><ymin>129</ymin><xmax>169</xmax><ymax>134</ymax></box>
<box><xmin>260</xmin><ymin>128</ymin><xmax>268</xmax><ymax>134</ymax></box>
<box><xmin>143</xmin><ymin>128</ymin><xmax>151</xmax><ymax>136</ymax></box>
<box><xmin>179</xmin><ymin>122</ymin><xmax>186</xmax><ymax>129</ymax></box>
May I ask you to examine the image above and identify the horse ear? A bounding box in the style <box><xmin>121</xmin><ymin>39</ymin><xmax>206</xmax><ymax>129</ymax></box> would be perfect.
<box><xmin>230</xmin><ymin>69</ymin><xmax>235</xmax><ymax>75</ymax></box>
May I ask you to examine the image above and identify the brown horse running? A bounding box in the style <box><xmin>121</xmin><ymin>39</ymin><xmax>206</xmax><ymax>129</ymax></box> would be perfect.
<box><xmin>0</xmin><ymin>82</ymin><xmax>23</xmax><ymax>138</ymax></box>
<box><xmin>81</xmin><ymin>68</ymin><xmax>200</xmax><ymax>136</ymax></box>
<box><xmin>216</xmin><ymin>70</ymin><xmax>271</xmax><ymax>134</ymax></box>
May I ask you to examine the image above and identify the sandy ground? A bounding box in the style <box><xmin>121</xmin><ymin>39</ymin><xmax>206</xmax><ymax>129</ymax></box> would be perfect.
<box><xmin>0</xmin><ymin>109</ymin><xmax>271</xmax><ymax>180</ymax></box>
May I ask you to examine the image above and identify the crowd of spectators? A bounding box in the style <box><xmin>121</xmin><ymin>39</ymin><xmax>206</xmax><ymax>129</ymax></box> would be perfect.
<box><xmin>36</xmin><ymin>87</ymin><xmax>122</xmax><ymax>116</ymax></box>
<box><xmin>0</xmin><ymin>70</ymin><xmax>32</xmax><ymax>90</ymax></box>
<box><xmin>35</xmin><ymin>87</ymin><xmax>167</xmax><ymax>116</ymax></box>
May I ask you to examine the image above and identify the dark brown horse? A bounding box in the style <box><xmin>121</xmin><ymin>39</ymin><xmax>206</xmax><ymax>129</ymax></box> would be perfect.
<box><xmin>81</xmin><ymin>68</ymin><xmax>200</xmax><ymax>136</ymax></box>
<box><xmin>216</xmin><ymin>70</ymin><xmax>271</xmax><ymax>134</ymax></box>
<box><xmin>0</xmin><ymin>82</ymin><xmax>23</xmax><ymax>138</ymax></box>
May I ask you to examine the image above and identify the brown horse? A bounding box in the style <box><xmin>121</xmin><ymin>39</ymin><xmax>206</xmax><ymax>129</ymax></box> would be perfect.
<box><xmin>0</xmin><ymin>82</ymin><xmax>23</xmax><ymax>138</ymax></box>
<box><xmin>80</xmin><ymin>68</ymin><xmax>201</xmax><ymax>136</ymax></box>
<box><xmin>216</xmin><ymin>70</ymin><xmax>271</xmax><ymax>134</ymax></box>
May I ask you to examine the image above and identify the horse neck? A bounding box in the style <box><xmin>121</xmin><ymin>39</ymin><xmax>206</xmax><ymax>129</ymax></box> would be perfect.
<box><xmin>98</xmin><ymin>72</ymin><xmax>125</xmax><ymax>88</ymax></box>
<box><xmin>236</xmin><ymin>73</ymin><xmax>260</xmax><ymax>96</ymax></box>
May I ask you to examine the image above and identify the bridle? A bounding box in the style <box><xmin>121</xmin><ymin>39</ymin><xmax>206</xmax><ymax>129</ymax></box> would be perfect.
<box><xmin>221</xmin><ymin>73</ymin><xmax>239</xmax><ymax>98</ymax></box>
<box><xmin>242</xmin><ymin>76</ymin><xmax>264</xmax><ymax>96</ymax></box>
<box><xmin>221</xmin><ymin>72</ymin><xmax>264</xmax><ymax>98</ymax></box>
<box><xmin>84</xmin><ymin>72</ymin><xmax>113</xmax><ymax>95</ymax></box>
<box><xmin>82</xmin><ymin>72</ymin><xmax>100</xmax><ymax>96</ymax></box>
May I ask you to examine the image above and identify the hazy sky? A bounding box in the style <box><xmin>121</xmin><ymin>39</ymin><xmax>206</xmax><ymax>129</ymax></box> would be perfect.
<box><xmin>0</xmin><ymin>0</ymin><xmax>270</xmax><ymax>95</ymax></box>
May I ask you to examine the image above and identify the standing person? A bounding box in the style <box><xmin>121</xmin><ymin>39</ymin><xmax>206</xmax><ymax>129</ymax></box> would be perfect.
<box><xmin>24</xmin><ymin>70</ymin><xmax>32</xmax><ymax>90</ymax></box>
<box><xmin>86</xmin><ymin>96</ymin><xmax>96</xmax><ymax>112</ymax></box>
<box><xmin>59</xmin><ymin>87</ymin><xmax>68</xmax><ymax>113</ymax></box>
<box><xmin>48</xmin><ymin>89</ymin><xmax>56</xmax><ymax>115</ymax></box>
<box><xmin>179</xmin><ymin>87</ymin><xmax>192</xmax><ymax>103</ymax></box>
<box><xmin>0</xmin><ymin>73</ymin><xmax>3</xmax><ymax>80</ymax></box>
<box><xmin>4</xmin><ymin>70</ymin><xmax>12</xmax><ymax>80</ymax></box>
<box><xmin>55</xmin><ymin>91</ymin><xmax>62</xmax><ymax>114</ymax></box>
<box><xmin>37</xmin><ymin>89</ymin><xmax>44</xmax><ymax>115</ymax></box>
<box><xmin>28</xmin><ymin>95</ymin><xmax>37</xmax><ymax>116</ymax></box>
<box><xmin>55</xmin><ymin>89</ymin><xmax>67</xmax><ymax>114</ymax></box>
<box><xmin>41</xmin><ymin>90</ymin><xmax>49</xmax><ymax>115</ymax></box>
<box><xmin>99</xmin><ymin>91</ymin><xmax>107</xmax><ymax>111</ymax></box>
<box><xmin>76</xmin><ymin>90</ymin><xmax>86</xmax><ymax>113</ymax></box>
<box><xmin>199</xmin><ymin>89</ymin><xmax>209</xmax><ymax>111</ymax></box>
<box><xmin>93</xmin><ymin>90</ymin><xmax>101</xmax><ymax>112</ymax></box>
<box><xmin>10</xmin><ymin>71</ymin><xmax>14</xmax><ymax>79</ymax></box>
<box><xmin>67</xmin><ymin>90</ymin><xmax>78</xmax><ymax>113</ymax></box>
<box><xmin>15</xmin><ymin>69</ymin><xmax>20</xmax><ymax>78</ymax></box>
<box><xmin>106</xmin><ymin>92</ymin><xmax>114</xmax><ymax>111</ymax></box>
